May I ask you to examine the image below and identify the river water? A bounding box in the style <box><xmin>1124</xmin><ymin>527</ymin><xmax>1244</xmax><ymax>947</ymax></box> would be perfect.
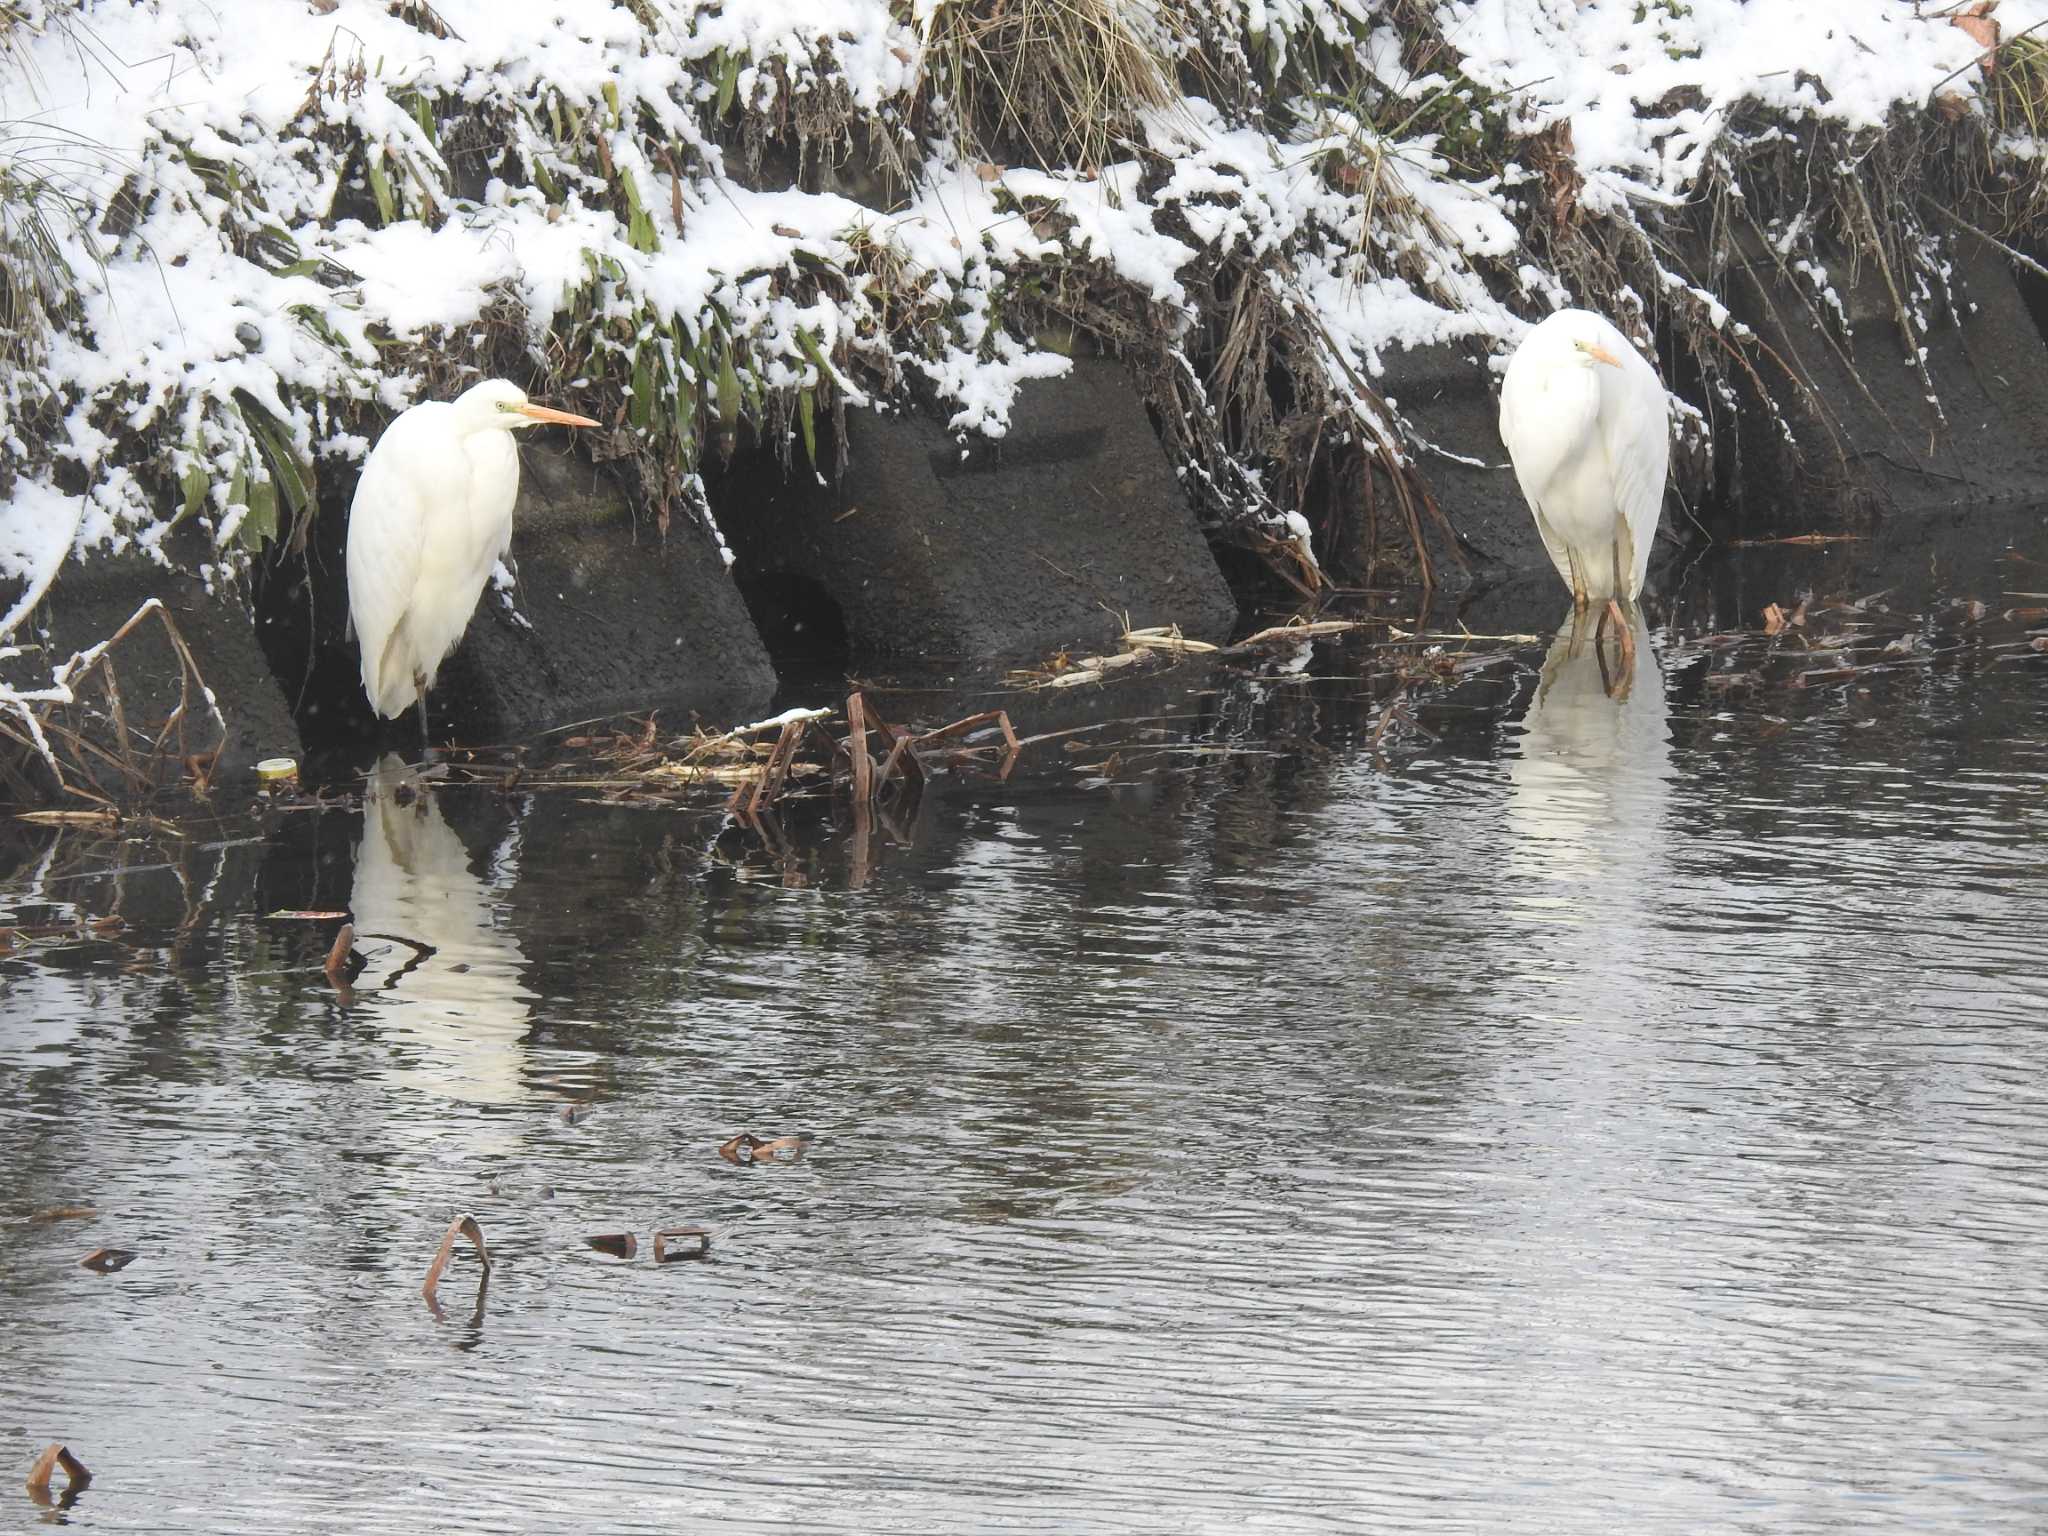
<box><xmin>4</xmin><ymin>542</ymin><xmax>2047</xmax><ymax>1533</ymax></box>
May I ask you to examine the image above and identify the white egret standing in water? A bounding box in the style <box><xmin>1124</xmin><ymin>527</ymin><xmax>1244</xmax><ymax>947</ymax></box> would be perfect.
<box><xmin>1498</xmin><ymin>309</ymin><xmax>1670</xmax><ymax>671</ymax></box>
<box><xmin>346</xmin><ymin>379</ymin><xmax>599</xmax><ymax>741</ymax></box>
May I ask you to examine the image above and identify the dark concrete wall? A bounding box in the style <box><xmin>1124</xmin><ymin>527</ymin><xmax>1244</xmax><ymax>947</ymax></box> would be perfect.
<box><xmin>432</xmin><ymin>444</ymin><xmax>777</xmax><ymax>736</ymax></box>
<box><xmin>712</xmin><ymin>358</ymin><xmax>1239</xmax><ymax>662</ymax></box>
<box><xmin>1374</xmin><ymin>344</ymin><xmax>1548</xmax><ymax>594</ymax></box>
<box><xmin>1725</xmin><ymin>235</ymin><xmax>2048</xmax><ymax>522</ymax></box>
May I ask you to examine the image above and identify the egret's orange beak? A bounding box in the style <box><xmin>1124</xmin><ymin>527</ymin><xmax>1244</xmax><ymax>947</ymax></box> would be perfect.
<box><xmin>514</xmin><ymin>402</ymin><xmax>601</xmax><ymax>427</ymax></box>
<box><xmin>1586</xmin><ymin>343</ymin><xmax>1624</xmax><ymax>368</ymax></box>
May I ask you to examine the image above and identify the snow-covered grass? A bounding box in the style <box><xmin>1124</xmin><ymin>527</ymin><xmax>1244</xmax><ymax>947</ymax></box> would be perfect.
<box><xmin>3</xmin><ymin>0</ymin><xmax>2045</xmax><ymax>730</ymax></box>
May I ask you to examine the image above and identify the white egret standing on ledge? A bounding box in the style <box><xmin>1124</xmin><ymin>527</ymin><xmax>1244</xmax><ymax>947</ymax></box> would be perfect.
<box><xmin>1498</xmin><ymin>308</ymin><xmax>1670</xmax><ymax>669</ymax></box>
<box><xmin>346</xmin><ymin>379</ymin><xmax>599</xmax><ymax>741</ymax></box>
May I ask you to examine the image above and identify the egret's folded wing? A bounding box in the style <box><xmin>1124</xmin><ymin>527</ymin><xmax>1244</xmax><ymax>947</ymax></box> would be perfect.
<box><xmin>345</xmin><ymin>408</ymin><xmax>460</xmax><ymax>716</ymax></box>
<box><xmin>1500</xmin><ymin>375</ymin><xmax>1578</xmax><ymax>592</ymax></box>
<box><xmin>1599</xmin><ymin>354</ymin><xmax>1672</xmax><ymax>600</ymax></box>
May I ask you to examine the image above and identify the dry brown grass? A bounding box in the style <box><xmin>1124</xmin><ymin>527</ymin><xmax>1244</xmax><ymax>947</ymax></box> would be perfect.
<box><xmin>916</xmin><ymin>0</ymin><xmax>1182</xmax><ymax>171</ymax></box>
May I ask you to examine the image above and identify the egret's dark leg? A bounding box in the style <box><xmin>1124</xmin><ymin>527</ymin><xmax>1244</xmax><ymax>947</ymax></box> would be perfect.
<box><xmin>1605</xmin><ymin>598</ymin><xmax>1636</xmax><ymax>667</ymax></box>
<box><xmin>414</xmin><ymin>672</ymin><xmax>431</xmax><ymax>755</ymax></box>
<box><xmin>1591</xmin><ymin>601</ymin><xmax>1634</xmax><ymax>700</ymax></box>
<box><xmin>1597</xmin><ymin>602</ymin><xmax>1630</xmax><ymax>684</ymax></box>
<box><xmin>1567</xmin><ymin>600</ymin><xmax>1592</xmax><ymax>656</ymax></box>
<box><xmin>1602</xmin><ymin>539</ymin><xmax>1638</xmax><ymax>681</ymax></box>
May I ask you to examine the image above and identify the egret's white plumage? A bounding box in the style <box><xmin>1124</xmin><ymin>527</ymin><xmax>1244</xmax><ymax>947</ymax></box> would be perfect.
<box><xmin>1499</xmin><ymin>309</ymin><xmax>1670</xmax><ymax>607</ymax></box>
<box><xmin>345</xmin><ymin>379</ymin><xmax>598</xmax><ymax>723</ymax></box>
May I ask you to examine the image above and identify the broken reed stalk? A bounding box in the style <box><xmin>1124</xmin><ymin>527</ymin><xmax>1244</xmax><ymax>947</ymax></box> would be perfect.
<box><xmin>744</xmin><ymin>719</ymin><xmax>803</xmax><ymax>816</ymax></box>
<box><xmin>323</xmin><ymin>921</ymin><xmax>356</xmax><ymax>1004</ymax></box>
<box><xmin>323</xmin><ymin>922</ymin><xmax>354</xmax><ymax>980</ymax></box>
<box><xmin>846</xmin><ymin>691</ymin><xmax>873</xmax><ymax>803</ymax></box>
<box><xmin>26</xmin><ymin>1444</ymin><xmax>91</xmax><ymax>1503</ymax></box>
<box><xmin>0</xmin><ymin>599</ymin><xmax>228</xmax><ymax>803</ymax></box>
<box><xmin>421</xmin><ymin>1213</ymin><xmax>490</xmax><ymax>1302</ymax></box>
<box><xmin>677</xmin><ymin>692</ymin><xmax>1022</xmax><ymax>816</ymax></box>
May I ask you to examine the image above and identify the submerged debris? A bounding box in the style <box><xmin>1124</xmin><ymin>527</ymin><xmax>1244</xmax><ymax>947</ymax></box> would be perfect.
<box><xmin>652</xmin><ymin>1227</ymin><xmax>711</xmax><ymax>1263</ymax></box>
<box><xmin>27</xmin><ymin>1205</ymin><xmax>98</xmax><ymax>1225</ymax></box>
<box><xmin>25</xmin><ymin>1444</ymin><xmax>91</xmax><ymax>1508</ymax></box>
<box><xmin>584</xmin><ymin>1227</ymin><xmax>712</xmax><ymax>1262</ymax></box>
<box><xmin>322</xmin><ymin>923</ymin><xmax>355</xmax><ymax>985</ymax></box>
<box><xmin>78</xmin><ymin>1247</ymin><xmax>136</xmax><ymax>1274</ymax></box>
<box><xmin>504</xmin><ymin>692</ymin><xmax>1019</xmax><ymax>814</ymax></box>
<box><xmin>421</xmin><ymin>1213</ymin><xmax>490</xmax><ymax>1311</ymax></box>
<box><xmin>718</xmin><ymin>1132</ymin><xmax>812</xmax><ymax>1165</ymax></box>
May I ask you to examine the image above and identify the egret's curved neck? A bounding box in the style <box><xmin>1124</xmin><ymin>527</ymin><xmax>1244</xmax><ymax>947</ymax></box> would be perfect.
<box><xmin>1522</xmin><ymin>365</ymin><xmax>1602</xmax><ymax>495</ymax></box>
<box><xmin>1553</xmin><ymin>366</ymin><xmax>1602</xmax><ymax>448</ymax></box>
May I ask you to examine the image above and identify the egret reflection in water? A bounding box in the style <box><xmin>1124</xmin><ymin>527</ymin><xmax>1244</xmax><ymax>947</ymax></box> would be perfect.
<box><xmin>1503</xmin><ymin>607</ymin><xmax>1673</xmax><ymax>955</ymax></box>
<box><xmin>350</xmin><ymin>754</ymin><xmax>536</xmax><ymax>1118</ymax></box>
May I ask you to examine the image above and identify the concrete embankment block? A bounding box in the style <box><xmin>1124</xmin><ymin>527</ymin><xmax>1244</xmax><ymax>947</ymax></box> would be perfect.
<box><xmin>1365</xmin><ymin>343</ymin><xmax>1548</xmax><ymax>595</ymax></box>
<box><xmin>2</xmin><ymin>533</ymin><xmax>302</xmax><ymax>789</ymax></box>
<box><xmin>269</xmin><ymin>441</ymin><xmax>777</xmax><ymax>748</ymax></box>
<box><xmin>711</xmin><ymin>358</ymin><xmax>1239</xmax><ymax>662</ymax></box>
<box><xmin>1725</xmin><ymin>233</ymin><xmax>2048</xmax><ymax>520</ymax></box>
<box><xmin>437</xmin><ymin>444</ymin><xmax>777</xmax><ymax>735</ymax></box>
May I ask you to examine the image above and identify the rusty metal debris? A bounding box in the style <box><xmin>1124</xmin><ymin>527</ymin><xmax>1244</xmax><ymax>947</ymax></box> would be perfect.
<box><xmin>718</xmin><ymin>1132</ymin><xmax>812</xmax><ymax>1165</ymax></box>
<box><xmin>586</xmin><ymin>1233</ymin><xmax>637</xmax><ymax>1260</ymax></box>
<box><xmin>79</xmin><ymin>1247</ymin><xmax>136</xmax><ymax>1274</ymax></box>
<box><xmin>25</xmin><ymin>1444</ymin><xmax>91</xmax><ymax>1507</ymax></box>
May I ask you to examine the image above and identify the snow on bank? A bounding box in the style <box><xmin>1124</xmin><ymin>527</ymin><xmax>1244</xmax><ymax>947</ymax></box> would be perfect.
<box><xmin>1</xmin><ymin>0</ymin><xmax>2041</xmax><ymax>673</ymax></box>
